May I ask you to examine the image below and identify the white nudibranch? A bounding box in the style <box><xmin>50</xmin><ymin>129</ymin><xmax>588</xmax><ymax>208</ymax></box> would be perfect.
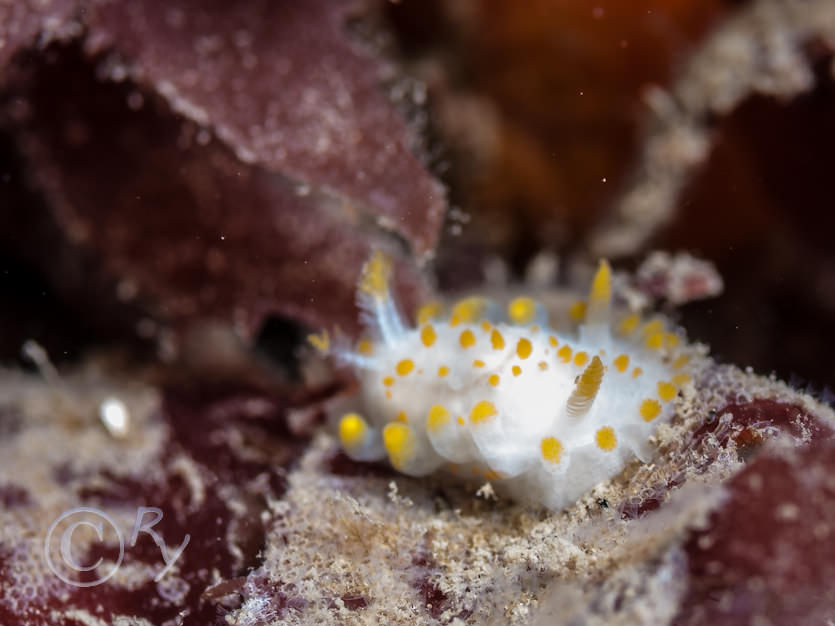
<box><xmin>311</xmin><ymin>251</ymin><xmax>696</xmax><ymax>511</ymax></box>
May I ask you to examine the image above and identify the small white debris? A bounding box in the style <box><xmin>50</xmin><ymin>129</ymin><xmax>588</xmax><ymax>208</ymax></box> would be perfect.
<box><xmin>475</xmin><ymin>482</ymin><xmax>497</xmax><ymax>501</ymax></box>
<box><xmin>99</xmin><ymin>397</ymin><xmax>131</xmax><ymax>439</ymax></box>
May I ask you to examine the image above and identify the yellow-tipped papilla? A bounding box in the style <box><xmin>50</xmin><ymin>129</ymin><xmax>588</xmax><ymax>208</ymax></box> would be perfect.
<box><xmin>359</xmin><ymin>250</ymin><xmax>392</xmax><ymax>299</ymax></box>
<box><xmin>382</xmin><ymin>422</ymin><xmax>443</xmax><ymax>476</ymax></box>
<box><xmin>452</xmin><ymin>297</ymin><xmax>497</xmax><ymax>324</ymax></box>
<box><xmin>586</xmin><ymin>260</ymin><xmax>612</xmax><ymax>326</ymax></box>
<box><xmin>424</xmin><ymin>404</ymin><xmax>478</xmax><ymax>464</ymax></box>
<box><xmin>338</xmin><ymin>413</ymin><xmax>384</xmax><ymax>461</ymax></box>
<box><xmin>356</xmin><ymin>250</ymin><xmax>406</xmax><ymax>344</ymax></box>
<box><xmin>507</xmin><ymin>296</ymin><xmax>547</xmax><ymax>327</ymax></box>
<box><xmin>307</xmin><ymin>330</ymin><xmax>330</xmax><ymax>353</ymax></box>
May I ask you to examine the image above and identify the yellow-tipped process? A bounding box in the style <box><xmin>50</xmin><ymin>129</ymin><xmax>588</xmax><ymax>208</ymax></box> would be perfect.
<box><xmin>426</xmin><ymin>405</ymin><xmax>451</xmax><ymax>433</ymax></box>
<box><xmin>383</xmin><ymin>423</ymin><xmax>416</xmax><ymax>471</ymax></box>
<box><xmin>508</xmin><ymin>297</ymin><xmax>537</xmax><ymax>324</ymax></box>
<box><xmin>339</xmin><ymin>413</ymin><xmax>368</xmax><ymax>451</ymax></box>
<box><xmin>586</xmin><ymin>260</ymin><xmax>612</xmax><ymax>324</ymax></box>
<box><xmin>566</xmin><ymin>356</ymin><xmax>605</xmax><ymax>417</ymax></box>
<box><xmin>470</xmin><ymin>400</ymin><xmax>498</xmax><ymax>425</ymax></box>
<box><xmin>618</xmin><ymin>314</ymin><xmax>640</xmax><ymax>336</ymax></box>
<box><xmin>416</xmin><ymin>301</ymin><xmax>443</xmax><ymax>325</ymax></box>
<box><xmin>359</xmin><ymin>250</ymin><xmax>392</xmax><ymax>299</ymax></box>
<box><xmin>307</xmin><ymin>330</ymin><xmax>330</xmax><ymax>353</ymax></box>
<box><xmin>452</xmin><ymin>297</ymin><xmax>488</xmax><ymax>323</ymax></box>
<box><xmin>568</xmin><ymin>300</ymin><xmax>587</xmax><ymax>323</ymax></box>
<box><xmin>541</xmin><ymin>437</ymin><xmax>563</xmax><ymax>464</ymax></box>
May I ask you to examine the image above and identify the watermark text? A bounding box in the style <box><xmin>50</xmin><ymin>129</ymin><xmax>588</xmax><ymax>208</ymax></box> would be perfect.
<box><xmin>44</xmin><ymin>506</ymin><xmax>190</xmax><ymax>587</ymax></box>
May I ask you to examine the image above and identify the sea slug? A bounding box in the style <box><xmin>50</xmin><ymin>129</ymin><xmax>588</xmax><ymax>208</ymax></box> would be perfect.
<box><xmin>311</xmin><ymin>252</ymin><xmax>696</xmax><ymax>510</ymax></box>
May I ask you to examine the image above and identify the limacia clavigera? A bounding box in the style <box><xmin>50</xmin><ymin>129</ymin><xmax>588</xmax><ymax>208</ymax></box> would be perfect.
<box><xmin>310</xmin><ymin>251</ymin><xmax>697</xmax><ymax>511</ymax></box>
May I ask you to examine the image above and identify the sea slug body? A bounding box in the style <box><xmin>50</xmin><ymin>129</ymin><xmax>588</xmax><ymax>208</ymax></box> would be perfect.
<box><xmin>313</xmin><ymin>252</ymin><xmax>696</xmax><ymax>511</ymax></box>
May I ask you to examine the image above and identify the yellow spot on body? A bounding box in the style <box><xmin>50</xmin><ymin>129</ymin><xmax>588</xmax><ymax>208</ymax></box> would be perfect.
<box><xmin>538</xmin><ymin>361</ymin><xmax>548</xmax><ymax>371</ymax></box>
<box><xmin>438</xmin><ymin>365</ymin><xmax>450</xmax><ymax>378</ymax></box>
<box><xmin>488</xmin><ymin>374</ymin><xmax>500</xmax><ymax>386</ymax></box>
<box><xmin>426</xmin><ymin>405</ymin><xmax>450</xmax><ymax>433</ymax></box>
<box><xmin>673</xmin><ymin>354</ymin><xmax>691</xmax><ymax>370</ymax></box>
<box><xmin>632</xmin><ymin>367</ymin><xmax>643</xmax><ymax>378</ymax></box>
<box><xmin>613</xmin><ymin>354</ymin><xmax>630</xmax><ymax>372</ymax></box>
<box><xmin>416</xmin><ymin>300</ymin><xmax>443</xmax><ymax>325</ymax></box>
<box><xmin>566</xmin><ymin>356</ymin><xmax>605</xmax><ymax>416</ymax></box>
<box><xmin>449</xmin><ymin>314</ymin><xmax>461</xmax><ymax>327</ymax></box>
<box><xmin>457</xmin><ymin>416</ymin><xmax>465</xmax><ymax>425</ymax></box>
<box><xmin>472</xmin><ymin>359</ymin><xmax>486</xmax><ymax>368</ymax></box>
<box><xmin>385</xmin><ymin>391</ymin><xmax>392</xmax><ymax>399</ymax></box>
<box><xmin>420</xmin><ymin>324</ymin><xmax>437</xmax><ymax>347</ymax></box>
<box><xmin>357</xmin><ymin>338</ymin><xmax>374</xmax><ymax>355</ymax></box>
<box><xmin>508</xmin><ymin>297</ymin><xmax>537</xmax><ymax>324</ymax></box>
<box><xmin>459</xmin><ymin>329</ymin><xmax>476</xmax><ymax>348</ymax></box>
<box><xmin>574</xmin><ymin>351</ymin><xmax>589</xmax><ymax>367</ymax></box>
<box><xmin>557</xmin><ymin>345</ymin><xmax>573</xmax><ymax>362</ymax></box>
<box><xmin>452</xmin><ymin>297</ymin><xmax>487</xmax><ymax>323</ymax></box>
<box><xmin>338</xmin><ymin>413</ymin><xmax>366</xmax><ymax>450</ymax></box>
<box><xmin>664</xmin><ymin>333</ymin><xmax>680</xmax><ymax>349</ymax></box>
<box><xmin>645</xmin><ymin>332</ymin><xmax>664</xmax><ymax>350</ymax></box>
<box><xmin>530</xmin><ymin>325</ymin><xmax>540</xmax><ymax>333</ymax></box>
<box><xmin>490</xmin><ymin>329</ymin><xmax>505</xmax><ymax>350</ymax></box>
<box><xmin>672</xmin><ymin>373</ymin><xmax>692</xmax><ymax>386</ymax></box>
<box><xmin>382</xmin><ymin>423</ymin><xmax>415</xmax><ymax>470</ymax></box>
<box><xmin>396</xmin><ymin>359</ymin><xmax>414</xmax><ymax>376</ymax></box>
<box><xmin>541</xmin><ymin>437</ymin><xmax>563</xmax><ymax>464</ymax></box>
<box><xmin>569</xmin><ymin>300</ymin><xmax>587</xmax><ymax>322</ymax></box>
<box><xmin>470</xmin><ymin>400</ymin><xmax>498</xmax><ymax>424</ymax></box>
<box><xmin>640</xmin><ymin>399</ymin><xmax>662</xmax><ymax>422</ymax></box>
<box><xmin>481</xmin><ymin>320</ymin><xmax>492</xmax><ymax>332</ymax></box>
<box><xmin>549</xmin><ymin>335</ymin><xmax>559</xmax><ymax>347</ymax></box>
<box><xmin>359</xmin><ymin>251</ymin><xmax>391</xmax><ymax>298</ymax></box>
<box><xmin>596</xmin><ymin>427</ymin><xmax>617</xmax><ymax>451</ymax></box>
<box><xmin>383</xmin><ymin>376</ymin><xmax>395</xmax><ymax>387</ymax></box>
<box><xmin>307</xmin><ymin>330</ymin><xmax>329</xmax><ymax>353</ymax></box>
<box><xmin>512</xmin><ymin>365</ymin><xmax>522</xmax><ymax>377</ymax></box>
<box><xmin>396</xmin><ymin>411</ymin><xmax>409</xmax><ymax>423</ymax></box>
<box><xmin>516</xmin><ymin>338</ymin><xmax>533</xmax><ymax>359</ymax></box>
<box><xmin>619</xmin><ymin>314</ymin><xmax>640</xmax><ymax>336</ymax></box>
<box><xmin>657</xmin><ymin>381</ymin><xmax>678</xmax><ymax>402</ymax></box>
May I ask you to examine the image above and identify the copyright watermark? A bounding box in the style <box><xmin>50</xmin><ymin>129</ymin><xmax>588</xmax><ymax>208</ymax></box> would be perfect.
<box><xmin>44</xmin><ymin>506</ymin><xmax>190</xmax><ymax>587</ymax></box>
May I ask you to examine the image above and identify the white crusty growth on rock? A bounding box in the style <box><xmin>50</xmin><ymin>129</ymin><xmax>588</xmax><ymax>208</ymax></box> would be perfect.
<box><xmin>312</xmin><ymin>252</ymin><xmax>695</xmax><ymax>511</ymax></box>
